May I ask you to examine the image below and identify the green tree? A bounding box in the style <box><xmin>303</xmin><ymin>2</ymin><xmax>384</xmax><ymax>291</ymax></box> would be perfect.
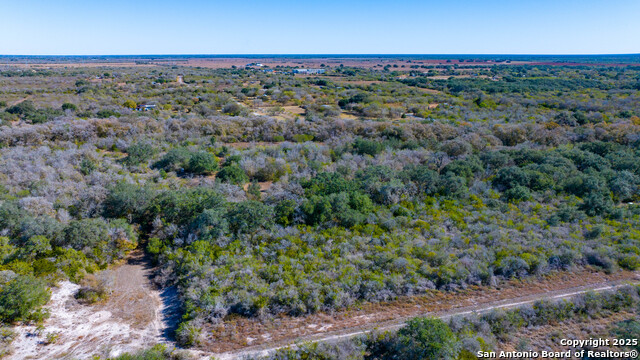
<box><xmin>123</xmin><ymin>100</ymin><xmax>137</xmax><ymax>109</ymax></box>
<box><xmin>349</xmin><ymin>192</ymin><xmax>374</xmax><ymax>213</ymax></box>
<box><xmin>440</xmin><ymin>173</ymin><xmax>467</xmax><ymax>199</ymax></box>
<box><xmin>397</xmin><ymin>317</ymin><xmax>459</xmax><ymax>360</ymax></box>
<box><xmin>580</xmin><ymin>191</ymin><xmax>614</xmax><ymax>216</ymax></box>
<box><xmin>354</xmin><ymin>138</ymin><xmax>384</xmax><ymax>156</ymax></box>
<box><xmin>63</xmin><ymin>218</ymin><xmax>109</xmax><ymax>251</ymax></box>
<box><xmin>216</xmin><ymin>164</ymin><xmax>248</xmax><ymax>185</ymax></box>
<box><xmin>302</xmin><ymin>172</ymin><xmax>359</xmax><ymax>197</ymax></box>
<box><xmin>493</xmin><ymin>166</ymin><xmax>530</xmax><ymax>190</ymax></box>
<box><xmin>247</xmin><ymin>180</ymin><xmax>261</xmax><ymax>200</ymax></box>
<box><xmin>274</xmin><ymin>199</ymin><xmax>297</xmax><ymax>226</ymax></box>
<box><xmin>61</xmin><ymin>103</ymin><xmax>77</xmax><ymax>112</ymax></box>
<box><xmin>6</xmin><ymin>100</ymin><xmax>35</xmax><ymax>116</ymax></box>
<box><xmin>122</xmin><ymin>143</ymin><xmax>155</xmax><ymax>167</ymax></box>
<box><xmin>226</xmin><ymin>200</ymin><xmax>273</xmax><ymax>240</ymax></box>
<box><xmin>22</xmin><ymin>235</ymin><xmax>52</xmax><ymax>259</ymax></box>
<box><xmin>504</xmin><ymin>185</ymin><xmax>531</xmax><ymax>202</ymax></box>
<box><xmin>80</xmin><ymin>158</ymin><xmax>97</xmax><ymax>175</ymax></box>
<box><xmin>190</xmin><ymin>208</ymin><xmax>229</xmax><ymax>241</ymax></box>
<box><xmin>102</xmin><ymin>183</ymin><xmax>153</xmax><ymax>222</ymax></box>
<box><xmin>610</xmin><ymin>171</ymin><xmax>638</xmax><ymax>202</ymax></box>
<box><xmin>96</xmin><ymin>109</ymin><xmax>120</xmax><ymax>118</ymax></box>
<box><xmin>186</xmin><ymin>152</ymin><xmax>218</xmax><ymax>175</ymax></box>
<box><xmin>0</xmin><ymin>275</ymin><xmax>50</xmax><ymax>323</ymax></box>
<box><xmin>145</xmin><ymin>188</ymin><xmax>225</xmax><ymax>227</ymax></box>
<box><xmin>442</xmin><ymin>156</ymin><xmax>483</xmax><ymax>184</ymax></box>
<box><xmin>153</xmin><ymin>147</ymin><xmax>192</xmax><ymax>172</ymax></box>
<box><xmin>402</xmin><ymin>166</ymin><xmax>440</xmax><ymax>195</ymax></box>
<box><xmin>223</xmin><ymin>154</ymin><xmax>242</xmax><ymax>166</ymax></box>
<box><xmin>0</xmin><ymin>237</ymin><xmax>16</xmax><ymax>262</ymax></box>
<box><xmin>302</xmin><ymin>195</ymin><xmax>333</xmax><ymax>225</ymax></box>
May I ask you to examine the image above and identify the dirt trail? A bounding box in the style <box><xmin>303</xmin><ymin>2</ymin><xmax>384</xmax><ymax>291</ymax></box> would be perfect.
<box><xmin>9</xmin><ymin>251</ymin><xmax>180</xmax><ymax>360</ymax></box>
<box><xmin>208</xmin><ymin>277</ymin><xmax>640</xmax><ymax>360</ymax></box>
<box><xmin>9</xmin><ymin>96</ymin><xmax>31</xmax><ymax>107</ymax></box>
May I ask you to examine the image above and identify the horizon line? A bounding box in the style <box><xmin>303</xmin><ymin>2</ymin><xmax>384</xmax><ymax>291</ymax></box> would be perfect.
<box><xmin>1</xmin><ymin>53</ymin><xmax>640</xmax><ymax>57</ymax></box>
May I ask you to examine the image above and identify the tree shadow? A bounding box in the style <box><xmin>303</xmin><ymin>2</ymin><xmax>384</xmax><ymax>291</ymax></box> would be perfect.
<box><xmin>158</xmin><ymin>285</ymin><xmax>182</xmax><ymax>341</ymax></box>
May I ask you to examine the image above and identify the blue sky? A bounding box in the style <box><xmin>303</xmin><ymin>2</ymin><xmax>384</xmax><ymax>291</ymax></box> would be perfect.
<box><xmin>1</xmin><ymin>0</ymin><xmax>638</xmax><ymax>55</ymax></box>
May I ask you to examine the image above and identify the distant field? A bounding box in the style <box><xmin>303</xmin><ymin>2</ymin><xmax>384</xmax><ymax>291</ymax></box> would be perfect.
<box><xmin>2</xmin><ymin>54</ymin><xmax>639</xmax><ymax>71</ymax></box>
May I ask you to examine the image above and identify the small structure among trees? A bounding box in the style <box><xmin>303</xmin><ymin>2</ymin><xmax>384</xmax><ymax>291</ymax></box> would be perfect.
<box><xmin>293</xmin><ymin>69</ymin><xmax>326</xmax><ymax>74</ymax></box>
<box><xmin>135</xmin><ymin>103</ymin><xmax>156</xmax><ymax>111</ymax></box>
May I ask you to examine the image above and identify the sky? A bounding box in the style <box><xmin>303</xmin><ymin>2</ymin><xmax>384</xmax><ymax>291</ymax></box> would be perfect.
<box><xmin>1</xmin><ymin>0</ymin><xmax>638</xmax><ymax>55</ymax></box>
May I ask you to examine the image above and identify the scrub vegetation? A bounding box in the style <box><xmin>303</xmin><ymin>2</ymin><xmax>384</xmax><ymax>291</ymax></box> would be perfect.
<box><xmin>0</xmin><ymin>57</ymin><xmax>639</xmax><ymax>356</ymax></box>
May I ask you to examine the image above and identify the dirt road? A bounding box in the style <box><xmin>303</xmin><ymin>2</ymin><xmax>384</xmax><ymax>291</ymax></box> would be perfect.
<box><xmin>206</xmin><ymin>276</ymin><xmax>639</xmax><ymax>360</ymax></box>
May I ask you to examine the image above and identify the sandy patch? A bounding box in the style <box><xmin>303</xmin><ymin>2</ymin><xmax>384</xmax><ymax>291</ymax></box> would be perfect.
<box><xmin>9</xmin><ymin>252</ymin><xmax>178</xmax><ymax>359</ymax></box>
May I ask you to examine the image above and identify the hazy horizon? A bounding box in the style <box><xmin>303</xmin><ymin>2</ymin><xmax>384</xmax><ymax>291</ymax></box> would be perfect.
<box><xmin>2</xmin><ymin>54</ymin><xmax>639</xmax><ymax>58</ymax></box>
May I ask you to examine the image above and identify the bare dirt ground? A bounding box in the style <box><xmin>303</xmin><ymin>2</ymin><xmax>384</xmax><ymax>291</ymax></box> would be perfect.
<box><xmin>251</xmin><ymin>105</ymin><xmax>306</xmax><ymax>120</ymax></box>
<box><xmin>281</xmin><ymin>105</ymin><xmax>306</xmax><ymax>115</ymax></box>
<box><xmin>242</xmin><ymin>181</ymin><xmax>273</xmax><ymax>193</ymax></box>
<box><xmin>196</xmin><ymin>269</ymin><xmax>639</xmax><ymax>358</ymax></box>
<box><xmin>414</xmin><ymin>87</ymin><xmax>443</xmax><ymax>94</ymax></box>
<box><xmin>9</xmin><ymin>251</ymin><xmax>180</xmax><ymax>360</ymax></box>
